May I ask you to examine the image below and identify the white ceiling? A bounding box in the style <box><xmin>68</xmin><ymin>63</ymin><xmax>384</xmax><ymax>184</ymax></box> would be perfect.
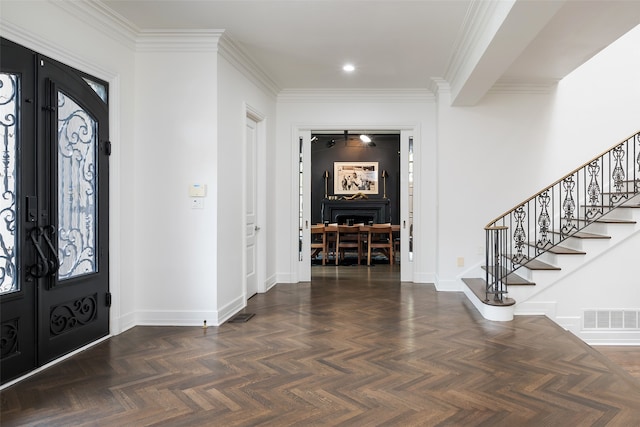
<box><xmin>100</xmin><ymin>0</ymin><xmax>640</xmax><ymax>103</ymax></box>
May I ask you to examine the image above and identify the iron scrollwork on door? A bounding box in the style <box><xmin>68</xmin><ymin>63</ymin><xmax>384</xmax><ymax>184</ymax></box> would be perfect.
<box><xmin>50</xmin><ymin>294</ymin><xmax>97</xmax><ymax>336</ymax></box>
<box><xmin>1</xmin><ymin>319</ymin><xmax>19</xmax><ymax>358</ymax></box>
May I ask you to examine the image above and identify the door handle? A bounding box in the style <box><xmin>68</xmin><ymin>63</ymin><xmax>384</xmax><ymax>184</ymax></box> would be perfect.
<box><xmin>26</xmin><ymin>225</ymin><xmax>60</xmax><ymax>280</ymax></box>
<box><xmin>254</xmin><ymin>225</ymin><xmax>260</xmax><ymax>231</ymax></box>
<box><xmin>27</xmin><ymin>227</ymin><xmax>49</xmax><ymax>279</ymax></box>
<box><xmin>42</xmin><ymin>225</ymin><xmax>60</xmax><ymax>276</ymax></box>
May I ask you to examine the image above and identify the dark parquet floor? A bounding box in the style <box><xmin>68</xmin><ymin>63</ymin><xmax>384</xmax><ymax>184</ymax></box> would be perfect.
<box><xmin>2</xmin><ymin>265</ymin><xmax>640</xmax><ymax>426</ymax></box>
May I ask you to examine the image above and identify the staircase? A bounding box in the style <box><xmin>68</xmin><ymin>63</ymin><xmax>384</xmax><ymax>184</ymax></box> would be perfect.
<box><xmin>463</xmin><ymin>131</ymin><xmax>640</xmax><ymax>324</ymax></box>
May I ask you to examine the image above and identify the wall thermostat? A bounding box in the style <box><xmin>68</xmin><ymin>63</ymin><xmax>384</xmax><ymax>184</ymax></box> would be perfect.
<box><xmin>189</xmin><ymin>183</ymin><xmax>207</xmax><ymax>197</ymax></box>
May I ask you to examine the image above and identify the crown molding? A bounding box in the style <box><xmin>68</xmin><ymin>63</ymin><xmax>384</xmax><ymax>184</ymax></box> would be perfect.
<box><xmin>278</xmin><ymin>89</ymin><xmax>435</xmax><ymax>103</ymax></box>
<box><xmin>218</xmin><ymin>33</ymin><xmax>280</xmax><ymax>98</ymax></box>
<box><xmin>429</xmin><ymin>76</ymin><xmax>556</xmax><ymax>99</ymax></box>
<box><xmin>136</xmin><ymin>30</ymin><xmax>222</xmax><ymax>52</ymax></box>
<box><xmin>429</xmin><ymin>78</ymin><xmax>451</xmax><ymax>96</ymax></box>
<box><xmin>489</xmin><ymin>78</ymin><xmax>559</xmax><ymax>94</ymax></box>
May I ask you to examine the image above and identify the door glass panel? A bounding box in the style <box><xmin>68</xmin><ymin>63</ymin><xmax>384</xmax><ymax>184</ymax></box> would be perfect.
<box><xmin>408</xmin><ymin>137</ymin><xmax>414</xmax><ymax>262</ymax></box>
<box><xmin>0</xmin><ymin>73</ymin><xmax>18</xmax><ymax>294</ymax></box>
<box><xmin>57</xmin><ymin>91</ymin><xmax>97</xmax><ymax>279</ymax></box>
<box><xmin>82</xmin><ymin>78</ymin><xmax>107</xmax><ymax>104</ymax></box>
<box><xmin>298</xmin><ymin>137</ymin><xmax>303</xmax><ymax>261</ymax></box>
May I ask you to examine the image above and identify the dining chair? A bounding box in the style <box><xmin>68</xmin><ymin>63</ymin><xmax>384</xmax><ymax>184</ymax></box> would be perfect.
<box><xmin>366</xmin><ymin>224</ymin><xmax>394</xmax><ymax>266</ymax></box>
<box><xmin>310</xmin><ymin>224</ymin><xmax>327</xmax><ymax>265</ymax></box>
<box><xmin>335</xmin><ymin>225</ymin><xmax>363</xmax><ymax>265</ymax></box>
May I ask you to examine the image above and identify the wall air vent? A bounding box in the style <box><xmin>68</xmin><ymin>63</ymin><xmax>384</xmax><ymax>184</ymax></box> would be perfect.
<box><xmin>583</xmin><ymin>310</ymin><xmax>639</xmax><ymax>330</ymax></box>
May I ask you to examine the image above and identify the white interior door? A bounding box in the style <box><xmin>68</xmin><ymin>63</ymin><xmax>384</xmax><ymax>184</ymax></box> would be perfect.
<box><xmin>245</xmin><ymin>116</ymin><xmax>258</xmax><ymax>298</ymax></box>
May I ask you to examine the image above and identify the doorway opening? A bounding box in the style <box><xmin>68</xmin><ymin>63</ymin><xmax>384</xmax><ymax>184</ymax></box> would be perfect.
<box><xmin>310</xmin><ymin>131</ymin><xmax>401</xmax><ymax>273</ymax></box>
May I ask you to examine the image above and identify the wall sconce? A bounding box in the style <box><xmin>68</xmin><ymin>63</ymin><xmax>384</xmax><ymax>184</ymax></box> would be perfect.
<box><xmin>323</xmin><ymin>170</ymin><xmax>330</xmax><ymax>198</ymax></box>
<box><xmin>381</xmin><ymin>170</ymin><xmax>389</xmax><ymax>198</ymax></box>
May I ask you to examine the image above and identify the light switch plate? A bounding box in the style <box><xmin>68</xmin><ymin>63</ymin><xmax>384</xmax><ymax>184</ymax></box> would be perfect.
<box><xmin>191</xmin><ymin>198</ymin><xmax>204</xmax><ymax>209</ymax></box>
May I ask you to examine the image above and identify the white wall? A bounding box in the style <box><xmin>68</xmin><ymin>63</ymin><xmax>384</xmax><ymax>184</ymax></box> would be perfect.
<box><xmin>549</xmin><ymin>24</ymin><xmax>640</xmax><ymax>171</ymax></box>
<box><xmin>0</xmin><ymin>0</ymin><xmax>136</xmax><ymax>334</ymax></box>
<box><xmin>216</xmin><ymin>55</ymin><xmax>277</xmax><ymax>321</ymax></box>
<box><xmin>275</xmin><ymin>96</ymin><xmax>437</xmax><ymax>284</ymax></box>
<box><xmin>133</xmin><ymin>48</ymin><xmax>218</xmax><ymax>326</ymax></box>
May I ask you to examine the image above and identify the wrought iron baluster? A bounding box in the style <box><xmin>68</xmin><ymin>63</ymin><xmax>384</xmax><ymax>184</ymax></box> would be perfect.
<box><xmin>611</xmin><ymin>144</ymin><xmax>626</xmax><ymax>204</ymax></box>
<box><xmin>536</xmin><ymin>191</ymin><xmax>550</xmax><ymax>252</ymax></box>
<box><xmin>586</xmin><ymin>159</ymin><xmax>602</xmax><ymax>219</ymax></box>
<box><xmin>561</xmin><ymin>175</ymin><xmax>577</xmax><ymax>237</ymax></box>
<box><xmin>512</xmin><ymin>206</ymin><xmax>526</xmax><ymax>264</ymax></box>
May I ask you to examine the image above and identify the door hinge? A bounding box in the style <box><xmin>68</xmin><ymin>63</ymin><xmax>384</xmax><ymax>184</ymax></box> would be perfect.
<box><xmin>104</xmin><ymin>140</ymin><xmax>111</xmax><ymax>156</ymax></box>
<box><xmin>106</xmin><ymin>292</ymin><xmax>112</xmax><ymax>307</ymax></box>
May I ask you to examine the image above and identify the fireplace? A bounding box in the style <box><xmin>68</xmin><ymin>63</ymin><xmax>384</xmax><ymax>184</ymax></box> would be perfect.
<box><xmin>321</xmin><ymin>199</ymin><xmax>390</xmax><ymax>224</ymax></box>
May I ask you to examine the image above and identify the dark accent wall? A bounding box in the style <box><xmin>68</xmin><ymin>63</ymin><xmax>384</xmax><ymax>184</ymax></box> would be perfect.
<box><xmin>311</xmin><ymin>133</ymin><xmax>400</xmax><ymax>225</ymax></box>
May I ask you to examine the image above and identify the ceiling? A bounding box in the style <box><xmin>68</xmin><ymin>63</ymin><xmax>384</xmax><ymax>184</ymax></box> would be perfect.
<box><xmin>100</xmin><ymin>0</ymin><xmax>640</xmax><ymax>104</ymax></box>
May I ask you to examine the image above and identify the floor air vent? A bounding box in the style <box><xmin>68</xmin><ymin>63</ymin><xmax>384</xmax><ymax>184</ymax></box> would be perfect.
<box><xmin>228</xmin><ymin>313</ymin><xmax>255</xmax><ymax>323</ymax></box>
<box><xmin>583</xmin><ymin>310</ymin><xmax>639</xmax><ymax>330</ymax></box>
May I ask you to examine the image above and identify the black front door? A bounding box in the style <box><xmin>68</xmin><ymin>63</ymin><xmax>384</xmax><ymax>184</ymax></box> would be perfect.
<box><xmin>0</xmin><ymin>39</ymin><xmax>110</xmax><ymax>385</ymax></box>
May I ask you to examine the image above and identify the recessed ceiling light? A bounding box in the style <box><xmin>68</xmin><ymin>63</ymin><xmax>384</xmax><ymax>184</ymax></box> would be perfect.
<box><xmin>343</xmin><ymin>64</ymin><xmax>355</xmax><ymax>72</ymax></box>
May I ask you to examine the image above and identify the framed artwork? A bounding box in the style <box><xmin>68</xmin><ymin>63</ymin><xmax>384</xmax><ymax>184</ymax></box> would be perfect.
<box><xmin>334</xmin><ymin>162</ymin><xmax>379</xmax><ymax>195</ymax></box>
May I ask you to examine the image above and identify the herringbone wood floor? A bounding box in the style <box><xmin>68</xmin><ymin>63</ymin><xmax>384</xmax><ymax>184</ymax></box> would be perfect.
<box><xmin>2</xmin><ymin>266</ymin><xmax>640</xmax><ymax>426</ymax></box>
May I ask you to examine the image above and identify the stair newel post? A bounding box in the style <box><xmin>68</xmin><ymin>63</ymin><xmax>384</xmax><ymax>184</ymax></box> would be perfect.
<box><xmin>485</xmin><ymin>225</ymin><xmax>508</xmax><ymax>303</ymax></box>
<box><xmin>485</xmin><ymin>228</ymin><xmax>490</xmax><ymax>300</ymax></box>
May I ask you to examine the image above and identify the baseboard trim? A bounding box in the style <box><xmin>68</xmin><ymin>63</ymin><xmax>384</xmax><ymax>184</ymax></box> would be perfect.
<box><xmin>135</xmin><ymin>310</ymin><xmax>220</xmax><ymax>327</ymax></box>
<box><xmin>514</xmin><ymin>301</ymin><xmax>557</xmax><ymax>317</ymax></box>
<box><xmin>117</xmin><ymin>311</ymin><xmax>137</xmax><ymax>334</ymax></box>
<box><xmin>435</xmin><ymin>278</ymin><xmax>463</xmax><ymax>292</ymax></box>
<box><xmin>413</xmin><ymin>272</ymin><xmax>436</xmax><ymax>284</ymax></box>
<box><xmin>264</xmin><ymin>273</ymin><xmax>277</xmax><ymax>292</ymax></box>
<box><xmin>579</xmin><ymin>331</ymin><xmax>640</xmax><ymax>345</ymax></box>
<box><xmin>217</xmin><ymin>295</ymin><xmax>246</xmax><ymax>325</ymax></box>
<box><xmin>275</xmin><ymin>272</ymin><xmax>297</xmax><ymax>283</ymax></box>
